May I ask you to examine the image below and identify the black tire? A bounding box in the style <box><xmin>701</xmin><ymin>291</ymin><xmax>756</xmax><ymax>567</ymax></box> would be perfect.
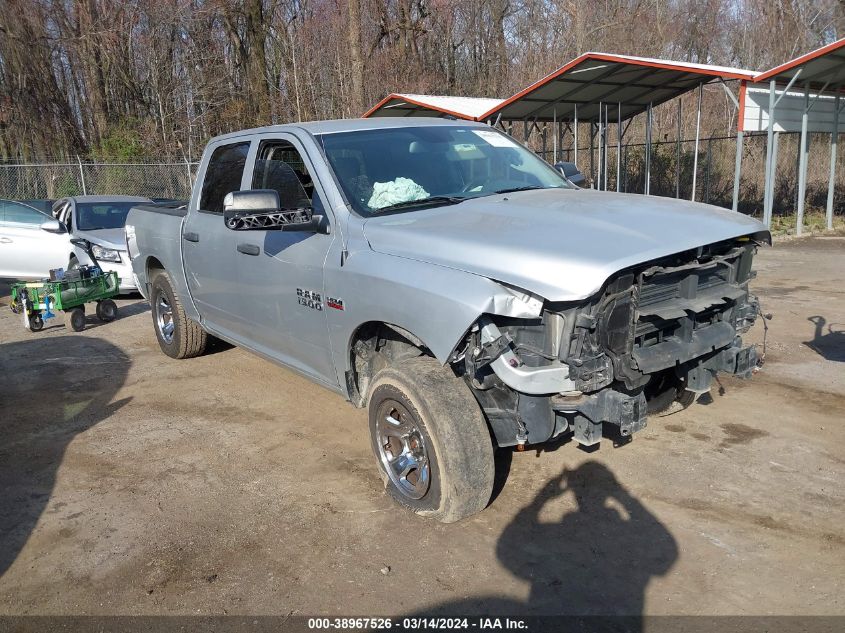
<box><xmin>367</xmin><ymin>357</ymin><xmax>495</xmax><ymax>523</ymax></box>
<box><xmin>150</xmin><ymin>270</ymin><xmax>207</xmax><ymax>359</ymax></box>
<box><xmin>29</xmin><ymin>314</ymin><xmax>44</xmax><ymax>332</ymax></box>
<box><xmin>96</xmin><ymin>299</ymin><xmax>118</xmax><ymax>322</ymax></box>
<box><xmin>65</xmin><ymin>307</ymin><xmax>86</xmax><ymax>332</ymax></box>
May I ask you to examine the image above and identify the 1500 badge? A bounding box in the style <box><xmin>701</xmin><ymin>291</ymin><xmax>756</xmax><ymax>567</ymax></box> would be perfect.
<box><xmin>297</xmin><ymin>288</ymin><xmax>344</xmax><ymax>311</ymax></box>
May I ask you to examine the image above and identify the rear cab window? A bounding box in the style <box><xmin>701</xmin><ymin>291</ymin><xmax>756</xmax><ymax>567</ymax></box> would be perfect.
<box><xmin>199</xmin><ymin>142</ymin><xmax>250</xmax><ymax>213</ymax></box>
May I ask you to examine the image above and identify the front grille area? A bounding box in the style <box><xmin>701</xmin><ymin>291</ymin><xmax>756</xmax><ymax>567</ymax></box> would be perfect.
<box><xmin>599</xmin><ymin>243</ymin><xmax>757</xmax><ymax>388</ymax></box>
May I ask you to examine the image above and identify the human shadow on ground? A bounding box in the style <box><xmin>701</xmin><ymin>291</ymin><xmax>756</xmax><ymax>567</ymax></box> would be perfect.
<box><xmin>0</xmin><ymin>336</ymin><xmax>131</xmax><ymax>577</ymax></box>
<box><xmin>412</xmin><ymin>461</ymin><xmax>678</xmax><ymax>630</ymax></box>
<box><xmin>805</xmin><ymin>316</ymin><xmax>845</xmax><ymax>362</ymax></box>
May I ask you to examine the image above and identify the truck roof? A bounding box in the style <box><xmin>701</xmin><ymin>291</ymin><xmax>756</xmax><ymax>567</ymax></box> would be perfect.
<box><xmin>209</xmin><ymin>117</ymin><xmax>484</xmax><ymax>144</ymax></box>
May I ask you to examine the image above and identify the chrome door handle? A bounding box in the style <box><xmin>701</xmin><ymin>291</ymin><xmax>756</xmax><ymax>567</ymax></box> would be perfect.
<box><xmin>237</xmin><ymin>243</ymin><xmax>260</xmax><ymax>256</ymax></box>
<box><xmin>0</xmin><ymin>237</ymin><xmax>12</xmax><ymax>244</ymax></box>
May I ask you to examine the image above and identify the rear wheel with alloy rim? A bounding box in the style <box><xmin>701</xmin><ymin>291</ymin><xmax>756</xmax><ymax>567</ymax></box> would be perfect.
<box><xmin>367</xmin><ymin>357</ymin><xmax>494</xmax><ymax>523</ymax></box>
<box><xmin>150</xmin><ymin>270</ymin><xmax>207</xmax><ymax>359</ymax></box>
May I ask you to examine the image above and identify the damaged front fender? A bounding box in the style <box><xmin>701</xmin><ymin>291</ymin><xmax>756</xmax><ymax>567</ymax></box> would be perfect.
<box><xmin>329</xmin><ymin>249</ymin><xmax>554</xmax><ymax>376</ymax></box>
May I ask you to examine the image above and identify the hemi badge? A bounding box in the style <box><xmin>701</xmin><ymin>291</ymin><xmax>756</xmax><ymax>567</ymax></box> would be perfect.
<box><xmin>327</xmin><ymin>297</ymin><xmax>345</xmax><ymax>311</ymax></box>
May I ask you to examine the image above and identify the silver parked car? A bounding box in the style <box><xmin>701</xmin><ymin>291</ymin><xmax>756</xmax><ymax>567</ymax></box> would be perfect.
<box><xmin>126</xmin><ymin>118</ymin><xmax>769</xmax><ymax>522</ymax></box>
<box><xmin>52</xmin><ymin>195</ymin><xmax>151</xmax><ymax>291</ymax></box>
<box><xmin>0</xmin><ymin>199</ymin><xmax>70</xmax><ymax>279</ymax></box>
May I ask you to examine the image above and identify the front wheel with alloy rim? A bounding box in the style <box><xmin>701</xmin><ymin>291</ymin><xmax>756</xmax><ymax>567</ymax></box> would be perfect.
<box><xmin>367</xmin><ymin>357</ymin><xmax>495</xmax><ymax>523</ymax></box>
<box><xmin>150</xmin><ymin>270</ymin><xmax>207</xmax><ymax>359</ymax></box>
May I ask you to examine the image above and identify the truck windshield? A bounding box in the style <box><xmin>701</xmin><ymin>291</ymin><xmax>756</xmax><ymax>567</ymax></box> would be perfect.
<box><xmin>317</xmin><ymin>125</ymin><xmax>572</xmax><ymax>216</ymax></box>
<box><xmin>76</xmin><ymin>201</ymin><xmax>138</xmax><ymax>231</ymax></box>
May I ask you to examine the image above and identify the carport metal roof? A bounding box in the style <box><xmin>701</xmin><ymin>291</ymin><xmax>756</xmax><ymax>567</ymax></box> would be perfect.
<box><xmin>754</xmin><ymin>38</ymin><xmax>845</xmax><ymax>90</ymax></box>
<box><xmin>477</xmin><ymin>53</ymin><xmax>757</xmax><ymax>123</ymax></box>
<box><xmin>362</xmin><ymin>94</ymin><xmax>504</xmax><ymax>120</ymax></box>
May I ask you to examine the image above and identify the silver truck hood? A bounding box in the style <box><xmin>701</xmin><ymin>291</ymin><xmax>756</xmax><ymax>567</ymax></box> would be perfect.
<box><xmin>363</xmin><ymin>189</ymin><xmax>768</xmax><ymax>302</ymax></box>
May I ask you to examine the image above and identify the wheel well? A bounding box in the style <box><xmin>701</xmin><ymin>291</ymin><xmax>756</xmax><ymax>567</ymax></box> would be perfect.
<box><xmin>146</xmin><ymin>256</ymin><xmax>165</xmax><ymax>276</ymax></box>
<box><xmin>347</xmin><ymin>322</ymin><xmax>433</xmax><ymax>407</ymax></box>
<box><xmin>143</xmin><ymin>257</ymin><xmax>166</xmax><ymax>295</ymax></box>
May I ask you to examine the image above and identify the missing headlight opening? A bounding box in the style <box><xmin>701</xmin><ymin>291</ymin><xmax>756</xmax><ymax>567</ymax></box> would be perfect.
<box><xmin>458</xmin><ymin>237</ymin><xmax>763</xmax><ymax>449</ymax></box>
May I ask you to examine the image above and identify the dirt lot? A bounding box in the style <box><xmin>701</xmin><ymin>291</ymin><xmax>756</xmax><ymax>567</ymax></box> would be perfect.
<box><xmin>0</xmin><ymin>236</ymin><xmax>843</xmax><ymax>617</ymax></box>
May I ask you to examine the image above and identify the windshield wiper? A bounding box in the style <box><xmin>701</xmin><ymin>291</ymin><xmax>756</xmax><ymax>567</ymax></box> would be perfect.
<box><xmin>372</xmin><ymin>195</ymin><xmax>467</xmax><ymax>214</ymax></box>
<box><xmin>493</xmin><ymin>185</ymin><xmax>544</xmax><ymax>195</ymax></box>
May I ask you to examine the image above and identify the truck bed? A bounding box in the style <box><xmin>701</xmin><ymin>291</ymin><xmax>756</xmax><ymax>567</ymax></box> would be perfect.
<box><xmin>130</xmin><ymin>202</ymin><xmax>189</xmax><ymax>218</ymax></box>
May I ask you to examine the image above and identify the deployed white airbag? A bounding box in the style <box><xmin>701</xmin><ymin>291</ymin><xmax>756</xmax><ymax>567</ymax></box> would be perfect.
<box><xmin>368</xmin><ymin>177</ymin><xmax>429</xmax><ymax>211</ymax></box>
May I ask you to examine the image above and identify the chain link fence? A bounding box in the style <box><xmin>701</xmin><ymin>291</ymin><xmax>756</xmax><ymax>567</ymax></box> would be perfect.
<box><xmin>0</xmin><ymin>160</ymin><xmax>198</xmax><ymax>201</ymax></box>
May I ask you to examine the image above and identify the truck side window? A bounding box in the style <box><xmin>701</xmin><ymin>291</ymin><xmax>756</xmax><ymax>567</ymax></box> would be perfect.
<box><xmin>200</xmin><ymin>142</ymin><xmax>250</xmax><ymax>213</ymax></box>
<box><xmin>252</xmin><ymin>141</ymin><xmax>324</xmax><ymax>213</ymax></box>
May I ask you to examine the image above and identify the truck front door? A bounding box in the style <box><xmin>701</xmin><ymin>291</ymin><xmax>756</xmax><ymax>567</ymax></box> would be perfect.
<box><xmin>233</xmin><ymin>135</ymin><xmax>337</xmax><ymax>386</ymax></box>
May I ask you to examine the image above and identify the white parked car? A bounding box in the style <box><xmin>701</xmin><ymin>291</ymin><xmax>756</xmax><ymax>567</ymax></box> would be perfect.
<box><xmin>52</xmin><ymin>195</ymin><xmax>151</xmax><ymax>291</ymax></box>
<box><xmin>0</xmin><ymin>199</ymin><xmax>70</xmax><ymax>280</ymax></box>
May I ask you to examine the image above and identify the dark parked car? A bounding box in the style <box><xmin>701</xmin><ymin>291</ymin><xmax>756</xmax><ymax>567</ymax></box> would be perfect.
<box><xmin>554</xmin><ymin>162</ymin><xmax>585</xmax><ymax>186</ymax></box>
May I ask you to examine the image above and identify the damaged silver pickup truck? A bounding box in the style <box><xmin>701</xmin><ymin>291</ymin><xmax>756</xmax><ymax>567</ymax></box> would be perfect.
<box><xmin>126</xmin><ymin>118</ymin><xmax>769</xmax><ymax>522</ymax></box>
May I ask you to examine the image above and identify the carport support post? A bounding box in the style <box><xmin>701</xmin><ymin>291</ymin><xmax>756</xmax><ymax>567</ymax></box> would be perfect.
<box><xmin>617</xmin><ymin>102</ymin><xmax>622</xmax><ymax>192</ymax></box>
<box><xmin>645</xmin><ymin>102</ymin><xmax>653</xmax><ymax>195</ymax></box>
<box><xmin>574</xmin><ymin>105</ymin><xmax>579</xmax><ymax>168</ymax></box>
<box><xmin>691</xmin><ymin>83</ymin><xmax>702</xmax><ymax>201</ymax></box>
<box><xmin>676</xmin><ymin>99</ymin><xmax>681</xmax><ymax>198</ymax></box>
<box><xmin>763</xmin><ymin>80</ymin><xmax>777</xmax><ymax>226</ymax></box>
<box><xmin>590</xmin><ymin>121</ymin><xmax>595</xmax><ymax>188</ymax></box>
<box><xmin>597</xmin><ymin>103</ymin><xmax>603</xmax><ymax>190</ymax></box>
<box><xmin>826</xmin><ymin>93</ymin><xmax>839</xmax><ymax>230</ymax></box>
<box><xmin>553</xmin><ymin>107</ymin><xmax>557</xmax><ymax>164</ymax></box>
<box><xmin>732</xmin><ymin>130</ymin><xmax>744</xmax><ymax>211</ymax></box>
<box><xmin>603</xmin><ymin>104</ymin><xmax>609</xmax><ymax>191</ymax></box>
<box><xmin>542</xmin><ymin>123</ymin><xmax>548</xmax><ymax>162</ymax></box>
<box><xmin>796</xmin><ymin>84</ymin><xmax>810</xmax><ymax>236</ymax></box>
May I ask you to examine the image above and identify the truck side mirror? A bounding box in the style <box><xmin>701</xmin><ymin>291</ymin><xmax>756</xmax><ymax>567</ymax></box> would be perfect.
<box><xmin>223</xmin><ymin>190</ymin><xmax>325</xmax><ymax>233</ymax></box>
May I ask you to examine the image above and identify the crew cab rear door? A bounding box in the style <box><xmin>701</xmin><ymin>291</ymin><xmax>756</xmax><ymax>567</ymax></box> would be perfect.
<box><xmin>182</xmin><ymin>140</ymin><xmax>250</xmax><ymax>338</ymax></box>
<box><xmin>233</xmin><ymin>133</ymin><xmax>337</xmax><ymax>385</ymax></box>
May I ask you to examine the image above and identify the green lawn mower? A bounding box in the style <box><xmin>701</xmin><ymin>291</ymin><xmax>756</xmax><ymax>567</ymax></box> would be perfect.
<box><xmin>10</xmin><ymin>238</ymin><xmax>120</xmax><ymax>332</ymax></box>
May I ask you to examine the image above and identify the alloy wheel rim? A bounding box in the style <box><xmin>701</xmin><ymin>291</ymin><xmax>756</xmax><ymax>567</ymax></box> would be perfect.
<box><xmin>375</xmin><ymin>399</ymin><xmax>431</xmax><ymax>500</ymax></box>
<box><xmin>155</xmin><ymin>292</ymin><xmax>175</xmax><ymax>343</ymax></box>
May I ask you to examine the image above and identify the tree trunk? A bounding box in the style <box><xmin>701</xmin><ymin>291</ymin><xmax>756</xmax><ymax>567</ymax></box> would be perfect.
<box><xmin>348</xmin><ymin>0</ymin><xmax>365</xmax><ymax>116</ymax></box>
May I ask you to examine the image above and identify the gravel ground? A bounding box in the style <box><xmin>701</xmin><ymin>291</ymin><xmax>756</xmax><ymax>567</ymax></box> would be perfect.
<box><xmin>0</xmin><ymin>235</ymin><xmax>843</xmax><ymax>616</ymax></box>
